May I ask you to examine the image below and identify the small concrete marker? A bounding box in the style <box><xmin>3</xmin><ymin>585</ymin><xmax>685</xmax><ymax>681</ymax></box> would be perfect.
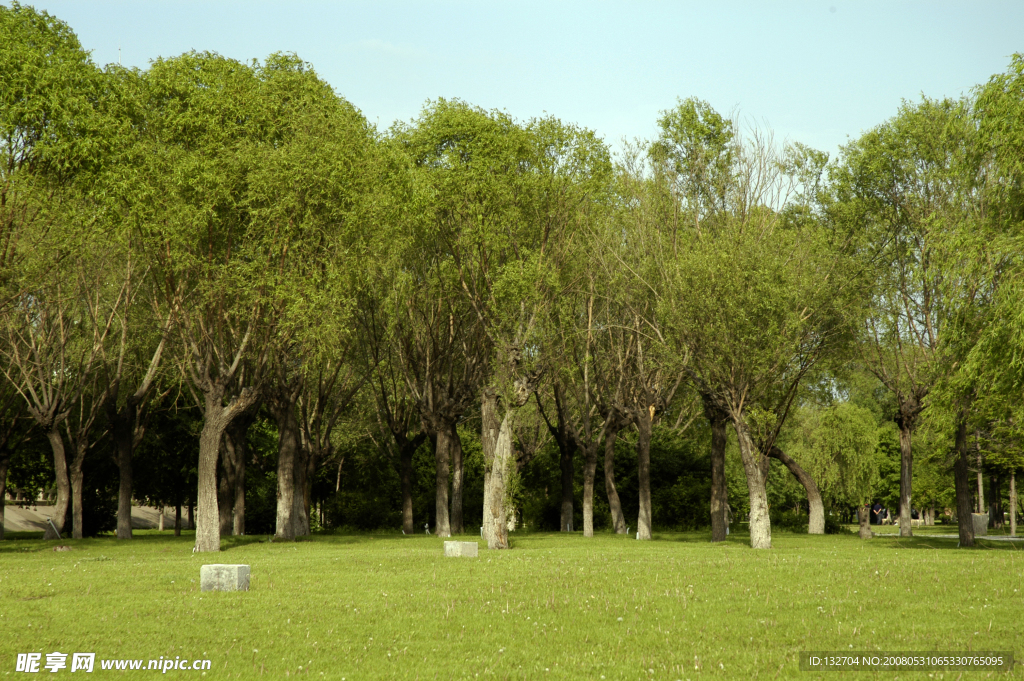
<box><xmin>972</xmin><ymin>513</ymin><xmax>989</xmax><ymax>537</ymax></box>
<box><xmin>444</xmin><ymin>541</ymin><xmax>479</xmax><ymax>558</ymax></box>
<box><xmin>200</xmin><ymin>564</ymin><xmax>250</xmax><ymax>592</ymax></box>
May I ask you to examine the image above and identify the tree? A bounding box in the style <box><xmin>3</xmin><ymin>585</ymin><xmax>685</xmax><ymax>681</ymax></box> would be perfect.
<box><xmin>831</xmin><ymin>98</ymin><xmax>973</xmax><ymax>537</ymax></box>
<box><xmin>397</xmin><ymin>102</ymin><xmax>604</xmax><ymax>549</ymax></box>
<box><xmin>137</xmin><ymin>53</ymin><xmax>273</xmax><ymax>551</ymax></box>
<box><xmin>0</xmin><ymin>2</ymin><xmax>108</xmax><ymax>540</ymax></box>
<box><xmin>787</xmin><ymin>401</ymin><xmax>880</xmax><ymax>538</ymax></box>
<box><xmin>655</xmin><ymin>122</ymin><xmax>866</xmax><ymax>548</ymax></box>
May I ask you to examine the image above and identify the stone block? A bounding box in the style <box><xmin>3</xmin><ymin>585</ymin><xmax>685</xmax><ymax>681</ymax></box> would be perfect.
<box><xmin>200</xmin><ymin>564</ymin><xmax>250</xmax><ymax>592</ymax></box>
<box><xmin>972</xmin><ymin>513</ymin><xmax>989</xmax><ymax>537</ymax></box>
<box><xmin>443</xmin><ymin>541</ymin><xmax>478</xmax><ymax>558</ymax></box>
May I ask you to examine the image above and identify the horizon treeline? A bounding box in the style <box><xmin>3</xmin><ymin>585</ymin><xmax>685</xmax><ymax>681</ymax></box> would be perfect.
<box><xmin>2</xmin><ymin>4</ymin><xmax>1023</xmax><ymax>550</ymax></box>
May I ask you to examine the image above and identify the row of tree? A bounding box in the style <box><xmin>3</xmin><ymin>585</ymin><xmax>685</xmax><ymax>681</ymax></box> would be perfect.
<box><xmin>2</xmin><ymin>4</ymin><xmax>1022</xmax><ymax>550</ymax></box>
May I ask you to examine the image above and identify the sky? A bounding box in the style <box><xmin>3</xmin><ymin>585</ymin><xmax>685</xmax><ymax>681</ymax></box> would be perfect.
<box><xmin>17</xmin><ymin>1</ymin><xmax>1024</xmax><ymax>158</ymax></box>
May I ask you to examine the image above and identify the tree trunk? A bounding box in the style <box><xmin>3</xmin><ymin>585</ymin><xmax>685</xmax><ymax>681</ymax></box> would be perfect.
<box><xmin>187</xmin><ymin>503</ymin><xmax>193</xmax><ymax>531</ymax></box>
<box><xmin>69</xmin><ymin>446</ymin><xmax>85</xmax><ymax>540</ymax></box>
<box><xmin>603</xmin><ymin>428</ymin><xmax>627</xmax><ymax>534</ymax></box>
<box><xmin>195</xmin><ymin>417</ymin><xmax>226</xmax><ymax>552</ymax></box>
<box><xmin>486</xmin><ymin>412</ymin><xmax>514</xmax><ymax>550</ymax></box>
<box><xmin>481</xmin><ymin>388</ymin><xmax>500</xmax><ymax>544</ymax></box>
<box><xmin>953</xmin><ymin>419</ymin><xmax>974</xmax><ymax>548</ymax></box>
<box><xmin>174</xmin><ymin>505</ymin><xmax>181</xmax><ymax>537</ymax></box>
<box><xmin>400</xmin><ymin>440</ymin><xmax>415</xmax><ymax>535</ymax></box>
<box><xmin>897</xmin><ymin>421</ymin><xmax>914</xmax><ymax>537</ymax></box>
<box><xmin>559</xmin><ymin>434</ymin><xmax>575</xmax><ymax>532</ymax></box>
<box><xmin>292</xmin><ymin>446</ymin><xmax>310</xmax><ymax>537</ymax></box>
<box><xmin>225</xmin><ymin>417</ymin><xmax>250</xmax><ymax>536</ymax></box>
<box><xmin>709</xmin><ymin>414</ymin><xmax>728</xmax><ymax>542</ymax></box>
<box><xmin>450</xmin><ymin>423</ymin><xmax>464</xmax><ymax>534</ymax></box>
<box><xmin>582</xmin><ymin>443</ymin><xmax>598</xmax><ymax>537</ymax></box>
<box><xmin>992</xmin><ymin>474</ymin><xmax>1003</xmax><ymax>529</ymax></box>
<box><xmin>858</xmin><ymin>504</ymin><xmax>872</xmax><ymax>539</ymax></box>
<box><xmin>434</xmin><ymin>427</ymin><xmax>452</xmax><ymax>537</ymax></box>
<box><xmin>271</xmin><ymin>396</ymin><xmax>301</xmax><ymax>541</ymax></box>
<box><xmin>768</xmin><ymin>446</ymin><xmax>825</xmax><ymax>534</ymax></box>
<box><xmin>0</xmin><ymin>450</ymin><xmax>9</xmax><ymax>541</ymax></box>
<box><xmin>732</xmin><ymin>415</ymin><xmax>771</xmax><ymax>549</ymax></box>
<box><xmin>233</xmin><ymin>456</ymin><xmax>245</xmax><ymax>536</ymax></box>
<box><xmin>1009</xmin><ymin>471</ymin><xmax>1017</xmax><ymax>538</ymax></box>
<box><xmin>976</xmin><ymin>437</ymin><xmax>984</xmax><ymax>514</ymax></box>
<box><xmin>44</xmin><ymin>427</ymin><xmax>70</xmax><ymax>539</ymax></box>
<box><xmin>636</xmin><ymin>411</ymin><xmax>653</xmax><ymax>540</ymax></box>
<box><xmin>111</xmin><ymin>409</ymin><xmax>136</xmax><ymax>540</ymax></box>
<box><xmin>218</xmin><ymin>434</ymin><xmax>236</xmax><ymax>537</ymax></box>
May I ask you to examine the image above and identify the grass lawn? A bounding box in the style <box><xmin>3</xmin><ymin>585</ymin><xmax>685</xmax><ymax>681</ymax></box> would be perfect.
<box><xmin>1</xmin><ymin>527</ymin><xmax>1022</xmax><ymax>680</ymax></box>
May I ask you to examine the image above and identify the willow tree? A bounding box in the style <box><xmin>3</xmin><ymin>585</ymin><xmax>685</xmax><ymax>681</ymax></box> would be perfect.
<box><xmin>530</xmin><ymin>121</ymin><xmax>614</xmax><ymax>536</ymax></box>
<box><xmin>646</xmin><ymin>99</ymin><xmax>735</xmax><ymax>542</ymax></box>
<box><xmin>653</xmin><ymin>121</ymin><xmax>867</xmax><ymax>549</ymax></box>
<box><xmin>787</xmin><ymin>401</ymin><xmax>880</xmax><ymax>538</ymax></box>
<box><xmin>244</xmin><ymin>54</ymin><xmax>378</xmax><ymax>540</ymax></box>
<box><xmin>831</xmin><ymin>98</ymin><xmax>973</xmax><ymax>537</ymax></box>
<box><xmin>971</xmin><ymin>54</ymin><xmax>1024</xmax><ymax>538</ymax></box>
<box><xmin>397</xmin><ymin>102</ymin><xmax>605</xmax><ymax>548</ymax></box>
<box><xmin>0</xmin><ymin>3</ymin><xmax>108</xmax><ymax>539</ymax></box>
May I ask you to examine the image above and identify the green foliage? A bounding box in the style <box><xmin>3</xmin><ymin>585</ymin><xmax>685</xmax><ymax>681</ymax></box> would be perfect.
<box><xmin>788</xmin><ymin>401</ymin><xmax>880</xmax><ymax>507</ymax></box>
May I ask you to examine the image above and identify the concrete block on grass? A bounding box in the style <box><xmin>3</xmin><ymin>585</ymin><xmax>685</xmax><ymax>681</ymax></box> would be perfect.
<box><xmin>972</xmin><ymin>513</ymin><xmax>989</xmax><ymax>537</ymax></box>
<box><xmin>200</xmin><ymin>564</ymin><xmax>250</xmax><ymax>592</ymax></box>
<box><xmin>444</xmin><ymin>541</ymin><xmax>478</xmax><ymax>558</ymax></box>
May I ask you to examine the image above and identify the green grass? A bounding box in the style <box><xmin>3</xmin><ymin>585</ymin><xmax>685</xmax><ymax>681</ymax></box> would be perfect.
<box><xmin>1</xmin><ymin>528</ymin><xmax>1022</xmax><ymax>680</ymax></box>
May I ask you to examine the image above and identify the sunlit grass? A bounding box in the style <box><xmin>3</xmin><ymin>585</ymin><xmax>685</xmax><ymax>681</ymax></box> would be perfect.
<box><xmin>1</xmin><ymin>528</ymin><xmax>1022</xmax><ymax>679</ymax></box>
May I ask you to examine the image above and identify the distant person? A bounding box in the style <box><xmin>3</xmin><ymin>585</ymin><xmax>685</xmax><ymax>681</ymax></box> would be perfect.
<box><xmin>871</xmin><ymin>502</ymin><xmax>882</xmax><ymax>525</ymax></box>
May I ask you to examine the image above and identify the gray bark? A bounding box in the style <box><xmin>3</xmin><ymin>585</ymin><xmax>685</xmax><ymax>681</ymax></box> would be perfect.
<box><xmin>218</xmin><ymin>434</ymin><xmax>236</xmax><ymax>536</ymax></box>
<box><xmin>195</xmin><ymin>385</ymin><xmax>259</xmax><ymax>553</ymax></box>
<box><xmin>768</xmin><ymin>445</ymin><xmax>825</xmax><ymax>534</ymax></box>
<box><xmin>559</xmin><ymin>435</ymin><xmax>575</xmax><ymax>532</ymax></box>
<box><xmin>858</xmin><ymin>504</ymin><xmax>873</xmax><ymax>539</ymax></box>
<box><xmin>953</xmin><ymin>418</ymin><xmax>974</xmax><ymax>548</ymax></box>
<box><xmin>111</xmin><ymin>416</ymin><xmax>135</xmax><ymax>540</ymax></box>
<box><xmin>0</xmin><ymin>451</ymin><xmax>8</xmax><ymax>541</ymax></box>
<box><xmin>272</xmin><ymin>394</ymin><xmax>301</xmax><ymax>540</ymax></box>
<box><xmin>486</xmin><ymin>412</ymin><xmax>514</xmax><ymax>549</ymax></box>
<box><xmin>69</xmin><ymin>445</ymin><xmax>85</xmax><ymax>539</ymax></box>
<box><xmin>733</xmin><ymin>415</ymin><xmax>771</xmax><ymax>549</ymax></box>
<box><xmin>195</xmin><ymin>419</ymin><xmax>223</xmax><ymax>551</ymax></box>
<box><xmin>897</xmin><ymin>420</ymin><xmax>914</xmax><ymax>538</ymax></box>
<box><xmin>582</xmin><ymin>442</ymin><xmax>598</xmax><ymax>537</ymax></box>
<box><xmin>434</xmin><ymin>429</ymin><xmax>452</xmax><ymax>537</ymax></box>
<box><xmin>225</xmin><ymin>417</ymin><xmax>251</xmax><ymax>536</ymax></box>
<box><xmin>449</xmin><ymin>423</ymin><xmax>464</xmax><ymax>534</ymax></box>
<box><xmin>635</xmin><ymin>410</ymin><xmax>653</xmax><ymax>540</ymax></box>
<box><xmin>976</xmin><ymin>435</ymin><xmax>984</xmax><ymax>514</ymax></box>
<box><xmin>481</xmin><ymin>388</ymin><xmax>500</xmax><ymax>544</ymax></box>
<box><xmin>1010</xmin><ymin>471</ymin><xmax>1017</xmax><ymax>538</ymax></box>
<box><xmin>400</xmin><ymin>439</ymin><xmax>415</xmax><ymax>535</ymax></box>
<box><xmin>292</xmin><ymin>445</ymin><xmax>310</xmax><ymax>537</ymax></box>
<box><xmin>603</xmin><ymin>426</ymin><xmax>627</xmax><ymax>534</ymax></box>
<box><xmin>44</xmin><ymin>427</ymin><xmax>70</xmax><ymax>539</ymax></box>
<box><xmin>708</xmin><ymin>407</ymin><xmax>729</xmax><ymax>542</ymax></box>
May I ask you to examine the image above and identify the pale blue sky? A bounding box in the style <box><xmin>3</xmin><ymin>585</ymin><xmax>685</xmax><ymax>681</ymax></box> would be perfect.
<box><xmin>19</xmin><ymin>1</ymin><xmax>1024</xmax><ymax>157</ymax></box>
